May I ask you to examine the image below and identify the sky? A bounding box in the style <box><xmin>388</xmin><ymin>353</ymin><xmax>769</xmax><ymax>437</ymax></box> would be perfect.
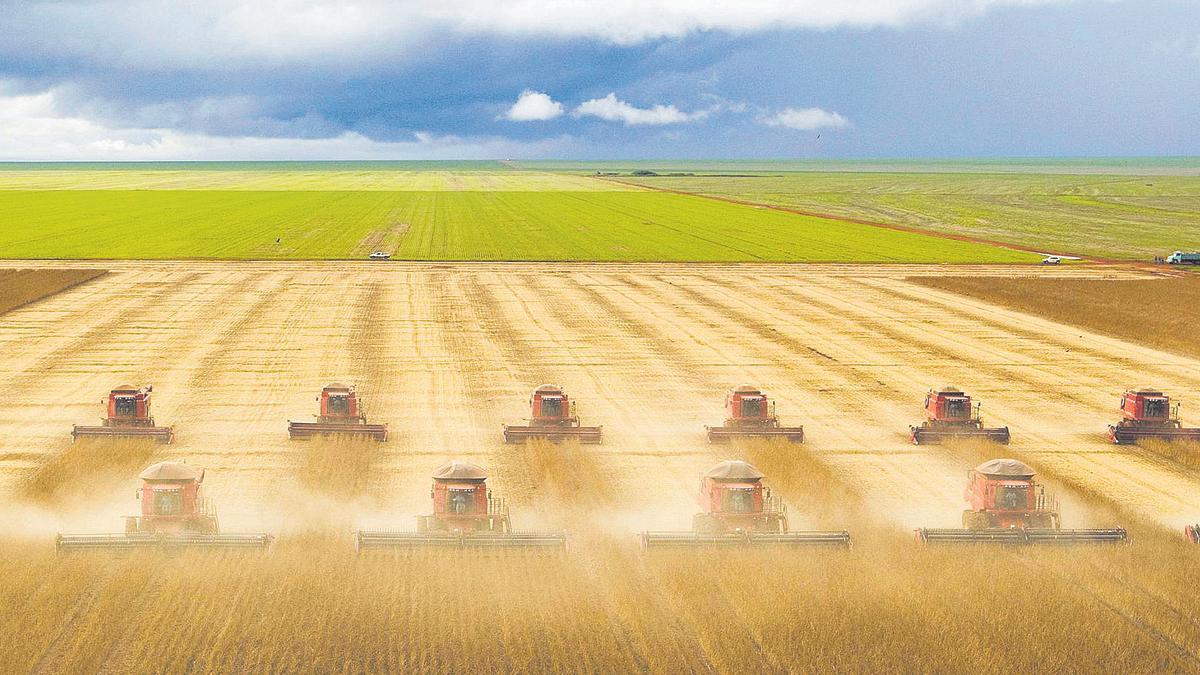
<box><xmin>0</xmin><ymin>0</ymin><xmax>1197</xmax><ymax>160</ymax></box>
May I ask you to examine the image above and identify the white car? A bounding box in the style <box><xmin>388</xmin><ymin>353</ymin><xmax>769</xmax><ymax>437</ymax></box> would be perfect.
<box><xmin>1041</xmin><ymin>256</ymin><xmax>1061</xmax><ymax>265</ymax></box>
<box><xmin>369</xmin><ymin>251</ymin><xmax>391</xmax><ymax>261</ymax></box>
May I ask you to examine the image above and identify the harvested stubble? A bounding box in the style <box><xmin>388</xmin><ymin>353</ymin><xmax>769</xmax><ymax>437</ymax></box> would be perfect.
<box><xmin>911</xmin><ymin>275</ymin><xmax>1200</xmax><ymax>359</ymax></box>
<box><xmin>0</xmin><ymin>269</ymin><xmax>106</xmax><ymax>315</ymax></box>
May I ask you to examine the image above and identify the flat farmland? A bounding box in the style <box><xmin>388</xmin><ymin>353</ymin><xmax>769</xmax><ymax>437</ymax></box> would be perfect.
<box><xmin>0</xmin><ymin>188</ymin><xmax>1034</xmax><ymax>262</ymax></box>
<box><xmin>619</xmin><ymin>172</ymin><xmax>1200</xmax><ymax>259</ymax></box>
<box><xmin>2</xmin><ymin>261</ymin><xmax>1200</xmax><ymax>670</ymax></box>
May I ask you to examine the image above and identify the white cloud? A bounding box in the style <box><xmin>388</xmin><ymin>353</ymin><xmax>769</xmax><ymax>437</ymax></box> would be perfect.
<box><xmin>0</xmin><ymin>1</ymin><xmax>1075</xmax><ymax>67</ymax></box>
<box><xmin>759</xmin><ymin>107</ymin><xmax>851</xmax><ymax>131</ymax></box>
<box><xmin>573</xmin><ymin>93</ymin><xmax>706</xmax><ymax>126</ymax></box>
<box><xmin>0</xmin><ymin>86</ymin><xmax>574</xmax><ymax>160</ymax></box>
<box><xmin>502</xmin><ymin>90</ymin><xmax>564</xmax><ymax>121</ymax></box>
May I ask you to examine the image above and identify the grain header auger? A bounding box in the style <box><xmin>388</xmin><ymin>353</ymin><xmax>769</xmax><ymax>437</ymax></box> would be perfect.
<box><xmin>355</xmin><ymin>461</ymin><xmax>566</xmax><ymax>551</ymax></box>
<box><xmin>55</xmin><ymin>462</ymin><xmax>274</xmax><ymax>552</ymax></box>
<box><xmin>502</xmin><ymin>385</ymin><xmax>602</xmax><ymax>444</ymax></box>
<box><xmin>639</xmin><ymin>460</ymin><xmax>850</xmax><ymax>549</ymax></box>
<box><xmin>288</xmin><ymin>383</ymin><xmax>388</xmax><ymax>441</ymax></box>
<box><xmin>1108</xmin><ymin>388</ymin><xmax>1200</xmax><ymax>445</ymax></box>
<box><xmin>705</xmin><ymin>386</ymin><xmax>805</xmax><ymax>443</ymax></box>
<box><xmin>915</xmin><ymin>459</ymin><xmax>1127</xmax><ymax>545</ymax></box>
<box><xmin>71</xmin><ymin>385</ymin><xmax>174</xmax><ymax>444</ymax></box>
<box><xmin>910</xmin><ymin>387</ymin><xmax>1009</xmax><ymax>445</ymax></box>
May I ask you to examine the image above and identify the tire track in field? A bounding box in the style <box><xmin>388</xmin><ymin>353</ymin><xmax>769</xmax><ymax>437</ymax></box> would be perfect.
<box><xmin>0</xmin><ymin>271</ymin><xmax>275</xmax><ymax>503</ymax></box>
<box><xmin>615</xmin><ymin>273</ymin><xmax>978</xmax><ymax>527</ymax></box>
<box><xmin>733</xmin><ymin>275</ymin><xmax>1200</xmax><ymax>526</ymax></box>
<box><xmin>424</xmin><ymin>271</ymin><xmax>722</xmax><ymax>671</ymax></box>
<box><xmin>869</xmin><ymin>277</ymin><xmax>1200</xmax><ymax>388</ymax></box>
<box><xmin>761</xmin><ymin>275</ymin><xmax>1200</xmax><ymax>525</ymax></box>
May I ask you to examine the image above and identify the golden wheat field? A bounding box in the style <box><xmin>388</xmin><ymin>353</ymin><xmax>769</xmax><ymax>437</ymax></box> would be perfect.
<box><xmin>3</xmin><ymin>261</ymin><xmax>1200</xmax><ymax>672</ymax></box>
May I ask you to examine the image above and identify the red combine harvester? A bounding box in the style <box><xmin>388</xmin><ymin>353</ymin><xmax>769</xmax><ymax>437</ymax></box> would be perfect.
<box><xmin>1187</xmin><ymin>525</ymin><xmax>1200</xmax><ymax>544</ymax></box>
<box><xmin>1108</xmin><ymin>388</ymin><xmax>1200</xmax><ymax>445</ymax></box>
<box><xmin>355</xmin><ymin>461</ymin><xmax>566</xmax><ymax>550</ymax></box>
<box><xmin>916</xmin><ymin>459</ymin><xmax>1126</xmax><ymax>545</ymax></box>
<box><xmin>705</xmin><ymin>386</ymin><xmax>805</xmax><ymax>443</ymax></box>
<box><xmin>910</xmin><ymin>387</ymin><xmax>1009</xmax><ymax>445</ymax></box>
<box><xmin>71</xmin><ymin>385</ymin><xmax>174</xmax><ymax>444</ymax></box>
<box><xmin>55</xmin><ymin>461</ymin><xmax>273</xmax><ymax>551</ymax></box>
<box><xmin>502</xmin><ymin>385</ymin><xmax>602</xmax><ymax>444</ymax></box>
<box><xmin>288</xmin><ymin>383</ymin><xmax>388</xmax><ymax>441</ymax></box>
<box><xmin>640</xmin><ymin>460</ymin><xmax>850</xmax><ymax>548</ymax></box>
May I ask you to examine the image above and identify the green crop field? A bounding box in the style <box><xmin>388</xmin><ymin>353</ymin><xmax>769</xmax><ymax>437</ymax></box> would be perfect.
<box><xmin>0</xmin><ymin>186</ymin><xmax>1032</xmax><ymax>262</ymax></box>
<box><xmin>615</xmin><ymin>171</ymin><xmax>1200</xmax><ymax>259</ymax></box>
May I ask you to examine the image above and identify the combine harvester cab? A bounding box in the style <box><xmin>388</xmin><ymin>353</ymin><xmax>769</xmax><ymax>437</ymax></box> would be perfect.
<box><xmin>71</xmin><ymin>385</ymin><xmax>174</xmax><ymax>444</ymax></box>
<box><xmin>1108</xmin><ymin>389</ymin><xmax>1200</xmax><ymax>445</ymax></box>
<box><xmin>916</xmin><ymin>459</ymin><xmax>1126</xmax><ymax>545</ymax></box>
<box><xmin>640</xmin><ymin>460</ymin><xmax>850</xmax><ymax>549</ymax></box>
<box><xmin>910</xmin><ymin>387</ymin><xmax>1009</xmax><ymax>445</ymax></box>
<box><xmin>355</xmin><ymin>461</ymin><xmax>566</xmax><ymax>551</ymax></box>
<box><xmin>56</xmin><ymin>461</ymin><xmax>274</xmax><ymax>552</ymax></box>
<box><xmin>705</xmin><ymin>386</ymin><xmax>805</xmax><ymax>444</ymax></box>
<box><xmin>288</xmin><ymin>383</ymin><xmax>388</xmax><ymax>441</ymax></box>
<box><xmin>502</xmin><ymin>385</ymin><xmax>602</xmax><ymax>444</ymax></box>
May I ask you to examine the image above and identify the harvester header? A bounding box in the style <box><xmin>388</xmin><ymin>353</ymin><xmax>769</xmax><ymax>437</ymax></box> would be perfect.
<box><xmin>1108</xmin><ymin>388</ymin><xmax>1200</xmax><ymax>444</ymax></box>
<box><xmin>916</xmin><ymin>459</ymin><xmax>1126</xmax><ymax>545</ymax></box>
<box><xmin>910</xmin><ymin>387</ymin><xmax>1009</xmax><ymax>445</ymax></box>
<box><xmin>705</xmin><ymin>386</ymin><xmax>805</xmax><ymax>443</ymax></box>
<box><xmin>355</xmin><ymin>460</ymin><xmax>566</xmax><ymax>551</ymax></box>
<box><xmin>56</xmin><ymin>461</ymin><xmax>273</xmax><ymax>552</ymax></box>
<box><xmin>288</xmin><ymin>383</ymin><xmax>388</xmax><ymax>441</ymax></box>
<box><xmin>503</xmin><ymin>385</ymin><xmax>602</xmax><ymax>444</ymax></box>
<box><xmin>71</xmin><ymin>384</ymin><xmax>174</xmax><ymax>444</ymax></box>
<box><xmin>640</xmin><ymin>460</ymin><xmax>850</xmax><ymax>549</ymax></box>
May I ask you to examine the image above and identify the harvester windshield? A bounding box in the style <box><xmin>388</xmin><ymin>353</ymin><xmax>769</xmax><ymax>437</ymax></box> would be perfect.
<box><xmin>327</xmin><ymin>395</ymin><xmax>349</xmax><ymax>415</ymax></box>
<box><xmin>448</xmin><ymin>489</ymin><xmax>475</xmax><ymax>514</ymax></box>
<box><xmin>115</xmin><ymin>396</ymin><xmax>137</xmax><ymax>417</ymax></box>
<box><xmin>741</xmin><ymin>397</ymin><xmax>765</xmax><ymax>417</ymax></box>
<box><xmin>723</xmin><ymin>487</ymin><xmax>754</xmax><ymax>513</ymax></box>
<box><xmin>541</xmin><ymin>397</ymin><xmax>563</xmax><ymax>417</ymax></box>
<box><xmin>996</xmin><ymin>485</ymin><xmax>1028</xmax><ymax>510</ymax></box>
<box><xmin>945</xmin><ymin>397</ymin><xmax>970</xmax><ymax>418</ymax></box>
<box><xmin>1144</xmin><ymin>398</ymin><xmax>1169</xmax><ymax>418</ymax></box>
<box><xmin>154</xmin><ymin>489</ymin><xmax>183</xmax><ymax>515</ymax></box>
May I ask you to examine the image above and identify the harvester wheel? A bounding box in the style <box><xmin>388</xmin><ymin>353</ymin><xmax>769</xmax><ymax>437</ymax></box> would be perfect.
<box><xmin>416</xmin><ymin>516</ymin><xmax>428</xmax><ymax>533</ymax></box>
<box><xmin>693</xmin><ymin>513</ymin><xmax>718</xmax><ymax>533</ymax></box>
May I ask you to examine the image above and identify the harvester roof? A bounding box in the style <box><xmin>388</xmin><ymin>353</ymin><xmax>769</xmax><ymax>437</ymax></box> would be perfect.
<box><xmin>936</xmin><ymin>386</ymin><xmax>965</xmax><ymax>395</ymax></box>
<box><xmin>324</xmin><ymin>382</ymin><xmax>352</xmax><ymax>391</ymax></box>
<box><xmin>732</xmin><ymin>384</ymin><xmax>761</xmax><ymax>394</ymax></box>
<box><xmin>432</xmin><ymin>461</ymin><xmax>488</xmax><ymax>482</ymax></box>
<box><xmin>705</xmin><ymin>460</ymin><xmax>765</xmax><ymax>481</ymax></box>
<box><xmin>139</xmin><ymin>461</ymin><xmax>203</xmax><ymax>482</ymax></box>
<box><xmin>114</xmin><ymin>384</ymin><xmax>140</xmax><ymax>393</ymax></box>
<box><xmin>975</xmin><ymin>459</ymin><xmax>1034</xmax><ymax>479</ymax></box>
<box><xmin>1132</xmin><ymin>387</ymin><xmax>1164</xmax><ymax>396</ymax></box>
<box><xmin>534</xmin><ymin>384</ymin><xmax>563</xmax><ymax>393</ymax></box>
